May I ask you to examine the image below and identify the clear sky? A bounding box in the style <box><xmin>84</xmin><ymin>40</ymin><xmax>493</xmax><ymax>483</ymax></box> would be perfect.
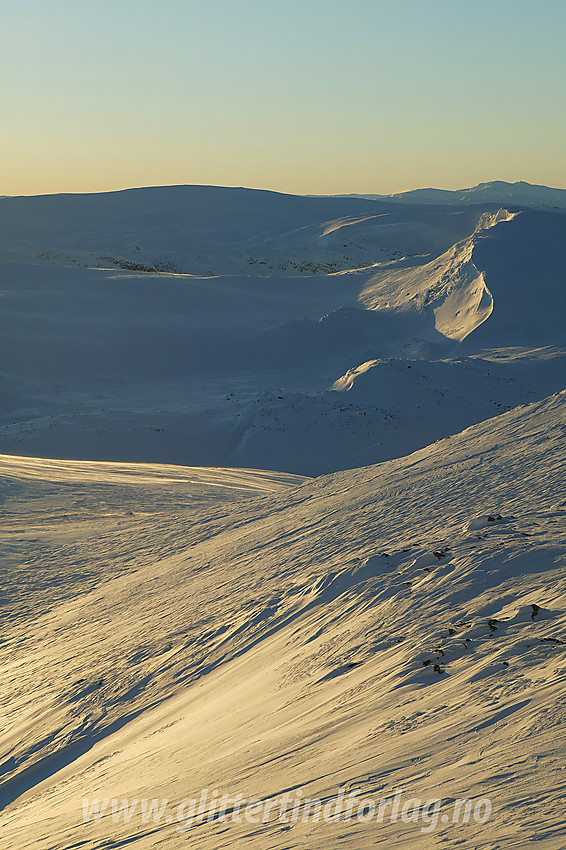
<box><xmin>2</xmin><ymin>0</ymin><xmax>565</xmax><ymax>196</ymax></box>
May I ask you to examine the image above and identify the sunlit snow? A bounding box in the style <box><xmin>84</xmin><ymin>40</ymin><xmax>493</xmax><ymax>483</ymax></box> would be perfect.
<box><xmin>1</xmin><ymin>182</ymin><xmax>565</xmax><ymax>848</ymax></box>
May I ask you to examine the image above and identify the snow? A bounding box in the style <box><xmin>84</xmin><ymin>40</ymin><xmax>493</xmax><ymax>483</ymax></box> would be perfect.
<box><xmin>1</xmin><ymin>182</ymin><xmax>565</xmax><ymax>847</ymax></box>
<box><xmin>0</xmin><ymin>185</ymin><xmax>486</xmax><ymax>276</ymax></box>
<box><xmin>337</xmin><ymin>180</ymin><xmax>566</xmax><ymax>210</ymax></box>
<box><xmin>1</xmin><ymin>391</ymin><xmax>565</xmax><ymax>848</ymax></box>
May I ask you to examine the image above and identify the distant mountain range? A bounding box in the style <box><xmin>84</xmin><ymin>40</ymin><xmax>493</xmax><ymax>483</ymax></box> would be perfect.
<box><xmin>326</xmin><ymin>180</ymin><xmax>566</xmax><ymax>209</ymax></box>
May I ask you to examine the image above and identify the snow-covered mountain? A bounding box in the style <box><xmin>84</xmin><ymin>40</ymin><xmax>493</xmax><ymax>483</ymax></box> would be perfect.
<box><xmin>336</xmin><ymin>180</ymin><xmax>566</xmax><ymax>209</ymax></box>
<box><xmin>1</xmin><ymin>183</ymin><xmax>565</xmax><ymax>848</ymax></box>
<box><xmin>0</xmin><ymin>184</ymin><xmax>487</xmax><ymax>275</ymax></box>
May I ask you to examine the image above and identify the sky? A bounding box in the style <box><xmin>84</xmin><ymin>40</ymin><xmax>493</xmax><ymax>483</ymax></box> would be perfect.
<box><xmin>2</xmin><ymin>0</ymin><xmax>566</xmax><ymax>196</ymax></box>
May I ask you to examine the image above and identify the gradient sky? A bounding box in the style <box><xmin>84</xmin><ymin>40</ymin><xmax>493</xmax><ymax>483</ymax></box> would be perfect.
<box><xmin>2</xmin><ymin>0</ymin><xmax>565</xmax><ymax>196</ymax></box>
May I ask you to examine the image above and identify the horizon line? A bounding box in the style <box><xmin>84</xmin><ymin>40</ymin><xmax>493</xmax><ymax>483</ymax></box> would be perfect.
<box><xmin>2</xmin><ymin>178</ymin><xmax>566</xmax><ymax>201</ymax></box>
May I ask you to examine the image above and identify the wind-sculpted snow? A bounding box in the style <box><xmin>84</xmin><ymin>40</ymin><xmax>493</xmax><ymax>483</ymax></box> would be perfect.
<box><xmin>1</xmin><ymin>392</ymin><xmax>565</xmax><ymax>848</ymax></box>
<box><xmin>226</xmin><ymin>356</ymin><xmax>534</xmax><ymax>475</ymax></box>
<box><xmin>358</xmin><ymin>210</ymin><xmax>516</xmax><ymax>343</ymax></box>
<box><xmin>461</xmin><ymin>209</ymin><xmax>566</xmax><ymax>349</ymax></box>
<box><xmin>356</xmin><ymin>205</ymin><xmax>566</xmax><ymax>361</ymax></box>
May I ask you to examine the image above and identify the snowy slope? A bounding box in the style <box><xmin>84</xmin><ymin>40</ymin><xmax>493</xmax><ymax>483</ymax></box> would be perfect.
<box><xmin>1</xmin><ymin>392</ymin><xmax>565</xmax><ymax>848</ymax></box>
<box><xmin>0</xmin><ymin>185</ymin><xmax>485</xmax><ymax>276</ymax></box>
